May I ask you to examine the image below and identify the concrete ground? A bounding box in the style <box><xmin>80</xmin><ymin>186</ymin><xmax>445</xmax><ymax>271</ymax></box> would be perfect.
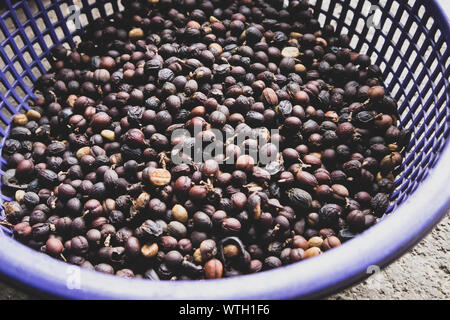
<box><xmin>0</xmin><ymin>213</ymin><xmax>448</xmax><ymax>300</ymax></box>
<box><xmin>329</xmin><ymin>214</ymin><xmax>450</xmax><ymax>300</ymax></box>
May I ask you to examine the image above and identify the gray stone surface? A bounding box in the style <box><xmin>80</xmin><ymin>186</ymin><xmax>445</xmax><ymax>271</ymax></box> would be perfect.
<box><xmin>329</xmin><ymin>214</ymin><xmax>450</xmax><ymax>300</ymax></box>
<box><xmin>0</xmin><ymin>0</ymin><xmax>448</xmax><ymax>301</ymax></box>
<box><xmin>0</xmin><ymin>282</ymin><xmax>30</xmax><ymax>300</ymax></box>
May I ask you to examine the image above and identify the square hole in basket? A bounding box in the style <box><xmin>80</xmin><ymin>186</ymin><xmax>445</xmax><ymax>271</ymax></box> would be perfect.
<box><xmin>318</xmin><ymin>13</ymin><xmax>326</xmax><ymax>26</ymax></box>
<box><xmin>65</xmin><ymin>1</ymin><xmax>85</xmax><ymax>17</ymax></box>
<box><xmin>24</xmin><ymin>25</ymin><xmax>36</xmax><ymax>41</ymax></box>
<box><xmin>385</xmin><ymin>45</ymin><xmax>394</xmax><ymax>59</ymax></box>
<box><xmin>389</xmin><ymin>2</ymin><xmax>399</xmax><ymax>16</ymax></box>
<box><xmin>365</xmin><ymin>28</ymin><xmax>374</xmax><ymax>42</ymax></box>
<box><xmin>399</xmin><ymin>104</ymin><xmax>411</xmax><ymax>121</ymax></box>
<box><xmin>417</xmin><ymin>33</ymin><xmax>427</xmax><ymax>49</ymax></box>
<box><xmin>404</xmin><ymin>78</ymin><xmax>414</xmax><ymax>95</ymax></box>
<box><xmin>400</xmin><ymin>11</ymin><xmax>409</xmax><ymax>28</ymax></box>
<box><xmin>22</xmin><ymin>75</ymin><xmax>33</xmax><ymax>88</ymax></box>
<box><xmin>360</xmin><ymin>42</ymin><xmax>369</xmax><ymax>54</ymax></box>
<box><xmin>4</xmin><ymin>43</ymin><xmax>15</xmax><ymax>60</ymax></box>
<box><xmin>15</xmin><ymin>6</ymin><xmax>29</xmax><ymax>25</ymax></box>
<box><xmin>60</xmin><ymin>2</ymin><xmax>69</xmax><ymax>17</ymax></box>
<box><xmin>407</xmin><ymin>0</ymin><xmax>416</xmax><ymax>8</ymax></box>
<box><xmin>31</xmin><ymin>66</ymin><xmax>42</xmax><ymax>78</ymax></box>
<box><xmin>422</xmin><ymin>86</ymin><xmax>432</xmax><ymax>103</ymax></box>
<box><xmin>385</xmin><ymin>71</ymin><xmax>394</xmax><ymax>85</ymax></box>
<box><xmin>422</xmin><ymin>107</ymin><xmax>434</xmax><ymax>126</ymax></box>
<box><xmin>356</xmin><ymin>18</ymin><xmax>365</xmax><ymax>33</ymax></box>
<box><xmin>382</xmin><ymin>17</ymin><xmax>392</xmax><ymax>34</ymax></box>
<box><xmin>320</xmin><ymin>0</ymin><xmax>330</xmax><ymax>12</ymax></box>
<box><xmin>391</xmin><ymin>29</ymin><xmax>401</xmax><ymax>45</ymax></box>
<box><xmin>434</xmin><ymin>29</ymin><xmax>441</xmax><ymax>43</ymax></box>
<box><xmin>15</xmin><ymin>85</ymin><xmax>26</xmax><ymax>99</ymax></box>
<box><xmin>407</xmin><ymin>50</ymin><xmax>417</xmax><ymax>66</ymax></box>
<box><xmin>417</xmin><ymin>5</ymin><xmax>425</xmax><ymax>19</ymax></box>
<box><xmin>360</xmin><ymin>1</ymin><xmax>371</xmax><ymax>17</ymax></box>
<box><xmin>3</xmin><ymin>16</ymin><xmax>16</xmax><ymax>34</ymax></box>
<box><xmin>118</xmin><ymin>0</ymin><xmax>125</xmax><ymax>11</ymax></box>
<box><xmin>66</xmin><ymin>19</ymin><xmax>77</xmax><ymax>34</ymax></box>
<box><xmin>1</xmin><ymin>103</ymin><xmax>14</xmax><ymax>121</ymax></box>
<box><xmin>391</xmin><ymin>82</ymin><xmax>405</xmax><ymax>102</ymax></box>
<box><xmin>79</xmin><ymin>13</ymin><xmax>89</xmax><ymax>28</ymax></box>
<box><xmin>332</xmin><ymin>3</ymin><xmax>342</xmax><ymax>19</ymax></box>
<box><xmin>0</xmin><ymin>52</ymin><xmax>6</xmax><ymax>68</ymax></box>
<box><xmin>350</xmin><ymin>35</ymin><xmax>358</xmax><ymax>49</ymax></box>
<box><xmin>13</xmin><ymin>34</ymin><xmax>25</xmax><ymax>51</ymax></box>
<box><xmin>32</xmin><ymin>41</ymin><xmax>44</xmax><ymax>56</ymax></box>
<box><xmin>7</xmin><ymin>95</ymin><xmax>20</xmax><ymax>109</ymax></box>
<box><xmin>4</xmin><ymin>70</ymin><xmax>15</xmax><ymax>86</ymax></box>
<box><xmin>0</xmin><ymin>28</ymin><xmax>6</xmax><ymax>43</ymax></box>
<box><xmin>406</xmin><ymin>101</ymin><xmax>419</xmax><ymax>123</ymax></box>
<box><xmin>418</xmin><ymin>76</ymin><xmax>428</xmax><ymax>91</ymax></box>
<box><xmin>323</xmin><ymin>16</ymin><xmax>335</xmax><ymax>28</ymax></box>
<box><xmin>13</xmin><ymin>61</ymin><xmax>24</xmax><ymax>75</ymax></box>
<box><xmin>41</xmin><ymin>57</ymin><xmax>51</xmax><ymax>71</ymax></box>
<box><xmin>0</xmin><ymin>79</ymin><xmax>8</xmax><ymax>93</ymax></box>
<box><xmin>27</xmin><ymin>0</ymin><xmax>40</xmax><ymax>16</ymax></box>
<box><xmin>370</xmin><ymin>51</ymin><xmax>378</xmax><ymax>63</ymax></box>
<box><xmin>436</xmin><ymin>86</ymin><xmax>445</xmax><ymax>104</ymax></box>
<box><xmin>375</xmin><ymin>36</ymin><xmax>384</xmax><ymax>51</ymax></box>
<box><xmin>430</xmin><ymin>58</ymin><xmax>439</xmax><ymax>72</ymax></box>
<box><xmin>22</xmin><ymin>50</ymin><xmax>33</xmax><ymax>65</ymax></box>
<box><xmin>341</xmin><ymin>26</ymin><xmax>349</xmax><ymax>36</ymax></box>
<box><xmin>422</xmin><ymin>45</ymin><xmax>433</xmax><ymax>62</ymax></box>
<box><xmin>413</xmin><ymin>61</ymin><xmax>424</xmax><ymax>78</ymax></box>
<box><xmin>105</xmin><ymin>2</ymin><xmax>114</xmax><ymax>15</ymax></box>
<box><xmin>43</xmin><ymin>0</ymin><xmax>53</xmax><ymax>10</ymax></box>
<box><xmin>35</xmin><ymin>17</ymin><xmax>47</xmax><ymax>33</ymax></box>
<box><xmin>53</xmin><ymin>26</ymin><xmax>65</xmax><ymax>41</ymax></box>
<box><xmin>425</xmin><ymin>17</ymin><xmax>434</xmax><ymax>30</ymax></box>
<box><xmin>391</xmin><ymin>83</ymin><xmax>401</xmax><ymax>97</ymax></box>
<box><xmin>379</xmin><ymin>0</ymin><xmax>389</xmax><ymax>8</ymax></box>
<box><xmin>345</xmin><ymin>10</ymin><xmax>354</xmax><ymax>26</ymax></box>
<box><xmin>47</xmin><ymin>10</ymin><xmax>58</xmax><ymax>25</ymax></box>
<box><xmin>439</xmin><ymin>42</ymin><xmax>447</xmax><ymax>56</ymax></box>
<box><xmin>72</xmin><ymin>35</ymin><xmax>82</xmax><ymax>45</ymax></box>
<box><xmin>92</xmin><ymin>8</ymin><xmax>101</xmax><ymax>20</ymax></box>
<box><xmin>437</xmin><ymin>99</ymin><xmax>446</xmax><ymax>120</ymax></box>
<box><xmin>408</xmin><ymin>21</ymin><xmax>418</xmax><ymax>36</ymax></box>
<box><xmin>400</xmin><ymin>38</ymin><xmax>410</xmax><ymax>56</ymax></box>
<box><xmin>43</xmin><ymin>33</ymin><xmax>53</xmax><ymax>48</ymax></box>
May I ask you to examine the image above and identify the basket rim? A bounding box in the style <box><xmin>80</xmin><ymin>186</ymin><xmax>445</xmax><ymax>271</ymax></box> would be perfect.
<box><xmin>0</xmin><ymin>0</ymin><xmax>449</xmax><ymax>299</ymax></box>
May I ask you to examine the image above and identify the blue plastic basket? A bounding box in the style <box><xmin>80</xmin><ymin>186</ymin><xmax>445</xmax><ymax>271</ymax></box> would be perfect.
<box><xmin>0</xmin><ymin>0</ymin><xmax>448</xmax><ymax>299</ymax></box>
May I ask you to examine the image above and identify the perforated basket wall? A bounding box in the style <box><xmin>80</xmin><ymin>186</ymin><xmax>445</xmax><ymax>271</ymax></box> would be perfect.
<box><xmin>0</xmin><ymin>0</ymin><xmax>448</xmax><ymax>234</ymax></box>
